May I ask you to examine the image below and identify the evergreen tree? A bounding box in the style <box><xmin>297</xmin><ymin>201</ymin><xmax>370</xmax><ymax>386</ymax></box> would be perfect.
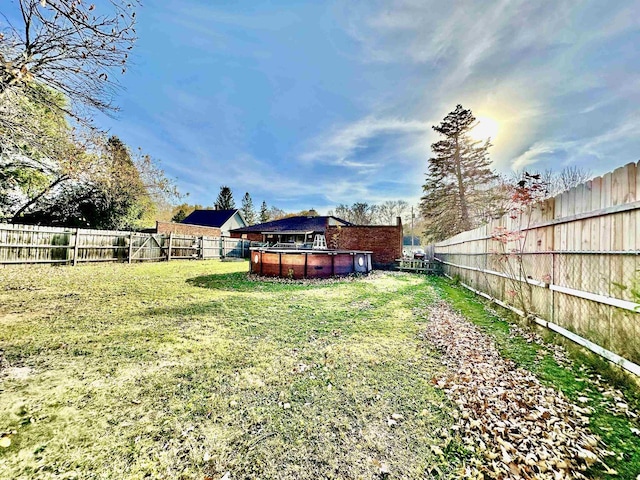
<box><xmin>171</xmin><ymin>208</ymin><xmax>188</xmax><ymax>223</ymax></box>
<box><xmin>420</xmin><ymin>105</ymin><xmax>498</xmax><ymax>242</ymax></box>
<box><xmin>259</xmin><ymin>201</ymin><xmax>269</xmax><ymax>223</ymax></box>
<box><xmin>214</xmin><ymin>186</ymin><xmax>235</xmax><ymax>210</ymax></box>
<box><xmin>241</xmin><ymin>192</ymin><xmax>256</xmax><ymax>225</ymax></box>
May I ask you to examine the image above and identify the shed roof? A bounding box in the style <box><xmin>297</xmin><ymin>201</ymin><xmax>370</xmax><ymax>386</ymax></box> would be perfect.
<box><xmin>182</xmin><ymin>209</ymin><xmax>239</xmax><ymax>228</ymax></box>
<box><xmin>232</xmin><ymin>215</ymin><xmax>351</xmax><ymax>234</ymax></box>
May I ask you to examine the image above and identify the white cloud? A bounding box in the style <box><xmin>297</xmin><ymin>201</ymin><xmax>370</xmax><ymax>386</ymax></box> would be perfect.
<box><xmin>301</xmin><ymin>116</ymin><xmax>432</xmax><ymax>169</ymax></box>
<box><xmin>510</xmin><ymin>141</ymin><xmax>568</xmax><ymax>171</ymax></box>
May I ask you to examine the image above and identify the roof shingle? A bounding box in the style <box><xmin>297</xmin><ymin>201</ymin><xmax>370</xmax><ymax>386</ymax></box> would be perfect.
<box><xmin>182</xmin><ymin>209</ymin><xmax>238</xmax><ymax>227</ymax></box>
<box><xmin>232</xmin><ymin>216</ymin><xmax>351</xmax><ymax>233</ymax></box>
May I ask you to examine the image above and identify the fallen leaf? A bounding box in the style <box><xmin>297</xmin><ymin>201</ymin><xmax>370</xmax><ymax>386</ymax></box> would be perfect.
<box><xmin>430</xmin><ymin>444</ymin><xmax>443</xmax><ymax>456</ymax></box>
<box><xmin>421</xmin><ymin>302</ymin><xmax>607</xmax><ymax>479</ymax></box>
<box><xmin>0</xmin><ymin>437</ymin><xmax>10</xmax><ymax>448</ymax></box>
<box><xmin>390</xmin><ymin>413</ymin><xmax>404</xmax><ymax>421</ymax></box>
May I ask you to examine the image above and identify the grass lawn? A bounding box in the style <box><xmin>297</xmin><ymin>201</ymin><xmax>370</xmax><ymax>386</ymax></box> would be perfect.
<box><xmin>2</xmin><ymin>261</ymin><xmax>639</xmax><ymax>479</ymax></box>
<box><xmin>0</xmin><ymin>261</ymin><xmax>461</xmax><ymax>479</ymax></box>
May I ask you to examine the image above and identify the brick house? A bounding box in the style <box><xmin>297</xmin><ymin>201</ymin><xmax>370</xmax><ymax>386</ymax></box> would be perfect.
<box><xmin>230</xmin><ymin>215</ymin><xmax>351</xmax><ymax>244</ymax></box>
<box><xmin>230</xmin><ymin>215</ymin><xmax>402</xmax><ymax>269</ymax></box>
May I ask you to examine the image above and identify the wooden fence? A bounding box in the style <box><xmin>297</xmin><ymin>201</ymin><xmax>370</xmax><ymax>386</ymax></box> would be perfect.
<box><xmin>434</xmin><ymin>161</ymin><xmax>640</xmax><ymax>372</ymax></box>
<box><xmin>0</xmin><ymin>223</ymin><xmax>252</xmax><ymax>265</ymax></box>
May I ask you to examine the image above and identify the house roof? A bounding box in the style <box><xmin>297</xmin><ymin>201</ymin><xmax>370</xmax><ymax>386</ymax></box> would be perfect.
<box><xmin>182</xmin><ymin>209</ymin><xmax>239</xmax><ymax>228</ymax></box>
<box><xmin>232</xmin><ymin>215</ymin><xmax>351</xmax><ymax>234</ymax></box>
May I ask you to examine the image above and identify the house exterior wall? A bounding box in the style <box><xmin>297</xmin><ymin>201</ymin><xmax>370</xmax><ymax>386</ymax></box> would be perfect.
<box><xmin>327</xmin><ymin>217</ymin><xmax>348</xmax><ymax>226</ymax></box>
<box><xmin>325</xmin><ymin>224</ymin><xmax>402</xmax><ymax>268</ymax></box>
<box><xmin>221</xmin><ymin>212</ymin><xmax>247</xmax><ymax>236</ymax></box>
<box><xmin>156</xmin><ymin>221</ymin><xmax>222</xmax><ymax>237</ymax></box>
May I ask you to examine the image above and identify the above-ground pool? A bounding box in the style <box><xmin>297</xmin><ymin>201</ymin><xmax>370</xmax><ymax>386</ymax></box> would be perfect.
<box><xmin>250</xmin><ymin>247</ymin><xmax>373</xmax><ymax>279</ymax></box>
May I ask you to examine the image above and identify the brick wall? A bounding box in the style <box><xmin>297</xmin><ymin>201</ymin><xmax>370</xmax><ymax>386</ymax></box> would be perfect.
<box><xmin>156</xmin><ymin>221</ymin><xmax>221</xmax><ymax>237</ymax></box>
<box><xmin>325</xmin><ymin>224</ymin><xmax>402</xmax><ymax>268</ymax></box>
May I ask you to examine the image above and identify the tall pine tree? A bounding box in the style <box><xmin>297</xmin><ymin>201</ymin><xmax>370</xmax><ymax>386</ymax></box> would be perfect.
<box><xmin>420</xmin><ymin>105</ymin><xmax>497</xmax><ymax>241</ymax></box>
<box><xmin>241</xmin><ymin>192</ymin><xmax>256</xmax><ymax>225</ymax></box>
<box><xmin>214</xmin><ymin>186</ymin><xmax>235</xmax><ymax>210</ymax></box>
<box><xmin>259</xmin><ymin>201</ymin><xmax>269</xmax><ymax>223</ymax></box>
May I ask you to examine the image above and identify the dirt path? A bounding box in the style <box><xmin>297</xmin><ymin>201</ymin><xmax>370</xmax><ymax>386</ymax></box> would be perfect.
<box><xmin>421</xmin><ymin>301</ymin><xmax>611</xmax><ymax>479</ymax></box>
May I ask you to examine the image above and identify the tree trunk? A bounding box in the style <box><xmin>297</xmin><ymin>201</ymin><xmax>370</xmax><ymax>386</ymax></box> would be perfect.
<box><xmin>453</xmin><ymin>136</ymin><xmax>471</xmax><ymax>230</ymax></box>
<box><xmin>11</xmin><ymin>174</ymin><xmax>68</xmax><ymax>222</ymax></box>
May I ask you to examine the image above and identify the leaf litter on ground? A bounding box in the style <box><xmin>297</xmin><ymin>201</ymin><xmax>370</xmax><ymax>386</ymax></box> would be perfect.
<box><xmin>420</xmin><ymin>301</ymin><xmax>611</xmax><ymax>479</ymax></box>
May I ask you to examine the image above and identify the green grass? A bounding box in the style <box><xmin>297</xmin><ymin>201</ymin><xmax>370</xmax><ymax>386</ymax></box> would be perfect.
<box><xmin>430</xmin><ymin>276</ymin><xmax>640</xmax><ymax>479</ymax></box>
<box><xmin>0</xmin><ymin>262</ymin><xmax>462</xmax><ymax>479</ymax></box>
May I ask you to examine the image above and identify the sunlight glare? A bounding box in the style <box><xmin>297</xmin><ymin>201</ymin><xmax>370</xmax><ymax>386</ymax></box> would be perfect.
<box><xmin>470</xmin><ymin>116</ymin><xmax>499</xmax><ymax>141</ymax></box>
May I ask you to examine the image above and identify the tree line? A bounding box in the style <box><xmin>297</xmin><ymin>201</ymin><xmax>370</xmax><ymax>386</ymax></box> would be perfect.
<box><xmin>169</xmin><ymin>185</ymin><xmax>412</xmax><ymax>228</ymax></box>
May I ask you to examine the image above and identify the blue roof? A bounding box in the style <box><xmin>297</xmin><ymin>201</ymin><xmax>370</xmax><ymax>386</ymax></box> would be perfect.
<box><xmin>182</xmin><ymin>209</ymin><xmax>238</xmax><ymax>227</ymax></box>
<box><xmin>232</xmin><ymin>216</ymin><xmax>351</xmax><ymax>233</ymax></box>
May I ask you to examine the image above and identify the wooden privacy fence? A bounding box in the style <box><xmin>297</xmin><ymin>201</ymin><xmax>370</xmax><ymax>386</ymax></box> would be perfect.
<box><xmin>434</xmin><ymin>161</ymin><xmax>640</xmax><ymax>374</ymax></box>
<box><xmin>0</xmin><ymin>223</ymin><xmax>252</xmax><ymax>265</ymax></box>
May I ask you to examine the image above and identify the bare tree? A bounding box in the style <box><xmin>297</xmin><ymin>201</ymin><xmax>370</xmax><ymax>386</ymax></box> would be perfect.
<box><xmin>377</xmin><ymin>200</ymin><xmax>408</xmax><ymax>224</ymax></box>
<box><xmin>350</xmin><ymin>202</ymin><xmax>377</xmax><ymax>225</ymax></box>
<box><xmin>0</xmin><ymin>0</ymin><xmax>138</xmax><ymax>117</ymax></box>
<box><xmin>267</xmin><ymin>206</ymin><xmax>286</xmax><ymax>221</ymax></box>
<box><xmin>510</xmin><ymin>166</ymin><xmax>592</xmax><ymax>198</ymax></box>
<box><xmin>332</xmin><ymin>204</ymin><xmax>351</xmax><ymax>222</ymax></box>
<box><xmin>557</xmin><ymin>165</ymin><xmax>592</xmax><ymax>193</ymax></box>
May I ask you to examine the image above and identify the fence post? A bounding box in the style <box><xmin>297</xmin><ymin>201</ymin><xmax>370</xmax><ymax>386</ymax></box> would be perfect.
<box><xmin>242</xmin><ymin>240</ymin><xmax>245</xmax><ymax>258</ymax></box>
<box><xmin>200</xmin><ymin>236</ymin><xmax>204</xmax><ymax>260</ymax></box>
<box><xmin>551</xmin><ymin>252</ymin><xmax>556</xmax><ymax>323</ymax></box>
<box><xmin>167</xmin><ymin>232</ymin><xmax>173</xmax><ymax>262</ymax></box>
<box><xmin>128</xmin><ymin>231</ymin><xmax>134</xmax><ymax>264</ymax></box>
<box><xmin>72</xmin><ymin>228</ymin><xmax>80</xmax><ymax>266</ymax></box>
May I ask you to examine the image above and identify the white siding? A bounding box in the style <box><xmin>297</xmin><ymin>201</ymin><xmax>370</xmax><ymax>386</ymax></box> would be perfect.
<box><xmin>221</xmin><ymin>212</ymin><xmax>247</xmax><ymax>236</ymax></box>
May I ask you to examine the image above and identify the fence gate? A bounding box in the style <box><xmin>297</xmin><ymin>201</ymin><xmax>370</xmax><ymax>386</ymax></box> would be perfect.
<box><xmin>129</xmin><ymin>234</ymin><xmax>166</xmax><ymax>262</ymax></box>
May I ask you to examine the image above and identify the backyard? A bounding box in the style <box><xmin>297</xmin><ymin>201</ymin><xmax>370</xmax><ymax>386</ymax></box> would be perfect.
<box><xmin>1</xmin><ymin>261</ymin><xmax>639</xmax><ymax>479</ymax></box>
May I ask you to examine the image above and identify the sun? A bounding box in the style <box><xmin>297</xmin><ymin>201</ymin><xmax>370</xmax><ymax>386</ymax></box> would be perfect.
<box><xmin>469</xmin><ymin>116</ymin><xmax>499</xmax><ymax>141</ymax></box>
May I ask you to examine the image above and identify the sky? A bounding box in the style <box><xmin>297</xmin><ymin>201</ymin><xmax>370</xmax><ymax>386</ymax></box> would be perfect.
<box><xmin>19</xmin><ymin>1</ymin><xmax>640</xmax><ymax>213</ymax></box>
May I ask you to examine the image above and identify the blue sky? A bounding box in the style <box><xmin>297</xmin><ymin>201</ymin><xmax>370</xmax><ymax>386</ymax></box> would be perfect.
<box><xmin>24</xmin><ymin>1</ymin><xmax>640</xmax><ymax>212</ymax></box>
